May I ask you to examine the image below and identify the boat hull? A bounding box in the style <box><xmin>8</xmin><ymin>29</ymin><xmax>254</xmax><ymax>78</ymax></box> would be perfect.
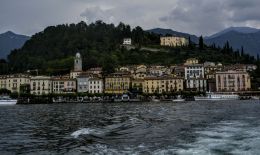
<box><xmin>0</xmin><ymin>100</ymin><xmax>17</xmax><ymax>105</ymax></box>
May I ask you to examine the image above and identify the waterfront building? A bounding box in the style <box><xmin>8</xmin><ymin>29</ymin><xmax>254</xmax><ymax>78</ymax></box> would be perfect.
<box><xmin>88</xmin><ymin>78</ymin><xmax>103</xmax><ymax>94</ymax></box>
<box><xmin>184</xmin><ymin>64</ymin><xmax>207</xmax><ymax>91</ymax></box>
<box><xmin>5</xmin><ymin>74</ymin><xmax>30</xmax><ymax>93</ymax></box>
<box><xmin>0</xmin><ymin>76</ymin><xmax>7</xmax><ymax>89</ymax></box>
<box><xmin>104</xmin><ymin>72</ymin><xmax>131</xmax><ymax>94</ymax></box>
<box><xmin>160</xmin><ymin>36</ymin><xmax>188</xmax><ymax>47</ymax></box>
<box><xmin>143</xmin><ymin>76</ymin><xmax>184</xmax><ymax>94</ymax></box>
<box><xmin>123</xmin><ymin>38</ymin><xmax>132</xmax><ymax>45</ymax></box>
<box><xmin>76</xmin><ymin>73</ymin><xmax>90</xmax><ymax>93</ymax></box>
<box><xmin>70</xmin><ymin>53</ymin><xmax>83</xmax><ymax>79</ymax></box>
<box><xmin>186</xmin><ymin>78</ymin><xmax>207</xmax><ymax>92</ymax></box>
<box><xmin>216</xmin><ymin>70</ymin><xmax>251</xmax><ymax>92</ymax></box>
<box><xmin>52</xmin><ymin>77</ymin><xmax>76</xmax><ymax>94</ymax></box>
<box><xmin>30</xmin><ymin>76</ymin><xmax>52</xmax><ymax>95</ymax></box>
<box><xmin>131</xmin><ymin>79</ymin><xmax>144</xmax><ymax>94</ymax></box>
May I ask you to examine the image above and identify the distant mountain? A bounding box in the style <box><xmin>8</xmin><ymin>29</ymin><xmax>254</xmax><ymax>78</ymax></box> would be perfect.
<box><xmin>146</xmin><ymin>28</ymin><xmax>198</xmax><ymax>43</ymax></box>
<box><xmin>205</xmin><ymin>27</ymin><xmax>260</xmax><ymax>56</ymax></box>
<box><xmin>206</xmin><ymin>27</ymin><xmax>260</xmax><ymax>39</ymax></box>
<box><xmin>0</xmin><ymin>31</ymin><xmax>30</xmax><ymax>59</ymax></box>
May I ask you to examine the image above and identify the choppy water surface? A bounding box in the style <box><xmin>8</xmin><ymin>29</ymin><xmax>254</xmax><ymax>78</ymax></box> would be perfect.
<box><xmin>0</xmin><ymin>100</ymin><xmax>260</xmax><ymax>154</ymax></box>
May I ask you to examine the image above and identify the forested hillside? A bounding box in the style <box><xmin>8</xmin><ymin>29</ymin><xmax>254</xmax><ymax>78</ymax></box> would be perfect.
<box><xmin>0</xmin><ymin>21</ymin><xmax>259</xmax><ymax>75</ymax></box>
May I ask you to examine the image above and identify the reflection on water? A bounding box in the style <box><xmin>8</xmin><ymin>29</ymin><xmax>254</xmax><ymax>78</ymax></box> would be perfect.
<box><xmin>0</xmin><ymin>100</ymin><xmax>260</xmax><ymax>154</ymax></box>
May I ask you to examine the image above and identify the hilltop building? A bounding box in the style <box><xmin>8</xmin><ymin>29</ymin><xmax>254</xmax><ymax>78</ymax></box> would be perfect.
<box><xmin>123</xmin><ymin>38</ymin><xmax>132</xmax><ymax>45</ymax></box>
<box><xmin>160</xmin><ymin>36</ymin><xmax>188</xmax><ymax>47</ymax></box>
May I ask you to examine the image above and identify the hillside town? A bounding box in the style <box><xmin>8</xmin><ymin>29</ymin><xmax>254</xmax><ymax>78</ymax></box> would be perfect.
<box><xmin>0</xmin><ymin>48</ymin><xmax>257</xmax><ymax>98</ymax></box>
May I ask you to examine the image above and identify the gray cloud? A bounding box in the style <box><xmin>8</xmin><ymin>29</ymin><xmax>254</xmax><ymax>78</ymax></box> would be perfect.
<box><xmin>160</xmin><ymin>0</ymin><xmax>260</xmax><ymax>36</ymax></box>
<box><xmin>1</xmin><ymin>0</ymin><xmax>260</xmax><ymax>36</ymax></box>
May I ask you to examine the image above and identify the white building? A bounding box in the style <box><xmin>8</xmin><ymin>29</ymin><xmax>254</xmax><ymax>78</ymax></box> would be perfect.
<box><xmin>77</xmin><ymin>74</ymin><xmax>90</xmax><ymax>93</ymax></box>
<box><xmin>30</xmin><ymin>76</ymin><xmax>52</xmax><ymax>95</ymax></box>
<box><xmin>88</xmin><ymin>78</ymin><xmax>103</xmax><ymax>94</ymax></box>
<box><xmin>123</xmin><ymin>38</ymin><xmax>132</xmax><ymax>45</ymax></box>
<box><xmin>186</xmin><ymin>78</ymin><xmax>207</xmax><ymax>92</ymax></box>
<box><xmin>185</xmin><ymin>64</ymin><xmax>205</xmax><ymax>79</ymax></box>
<box><xmin>185</xmin><ymin>64</ymin><xmax>207</xmax><ymax>91</ymax></box>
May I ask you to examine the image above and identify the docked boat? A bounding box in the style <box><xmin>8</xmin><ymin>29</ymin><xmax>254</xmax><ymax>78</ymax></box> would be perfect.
<box><xmin>172</xmin><ymin>95</ymin><xmax>185</xmax><ymax>102</ymax></box>
<box><xmin>0</xmin><ymin>96</ymin><xmax>17</xmax><ymax>105</ymax></box>
<box><xmin>195</xmin><ymin>92</ymin><xmax>239</xmax><ymax>101</ymax></box>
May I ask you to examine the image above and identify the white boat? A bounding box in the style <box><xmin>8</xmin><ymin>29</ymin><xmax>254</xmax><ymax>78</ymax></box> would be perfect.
<box><xmin>172</xmin><ymin>95</ymin><xmax>185</xmax><ymax>102</ymax></box>
<box><xmin>195</xmin><ymin>92</ymin><xmax>239</xmax><ymax>101</ymax></box>
<box><xmin>121</xmin><ymin>94</ymin><xmax>130</xmax><ymax>102</ymax></box>
<box><xmin>0</xmin><ymin>96</ymin><xmax>17</xmax><ymax>105</ymax></box>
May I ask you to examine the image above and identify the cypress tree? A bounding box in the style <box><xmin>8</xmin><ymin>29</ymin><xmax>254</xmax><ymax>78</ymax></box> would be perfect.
<box><xmin>241</xmin><ymin>46</ymin><xmax>244</xmax><ymax>56</ymax></box>
<box><xmin>199</xmin><ymin>36</ymin><xmax>204</xmax><ymax>50</ymax></box>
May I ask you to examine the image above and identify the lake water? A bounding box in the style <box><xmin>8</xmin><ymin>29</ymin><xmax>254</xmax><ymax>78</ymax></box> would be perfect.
<box><xmin>0</xmin><ymin>100</ymin><xmax>260</xmax><ymax>155</ymax></box>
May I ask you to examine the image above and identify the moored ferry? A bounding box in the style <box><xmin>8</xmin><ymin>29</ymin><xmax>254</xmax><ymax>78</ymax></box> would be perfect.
<box><xmin>0</xmin><ymin>96</ymin><xmax>17</xmax><ymax>105</ymax></box>
<box><xmin>195</xmin><ymin>92</ymin><xmax>239</xmax><ymax>101</ymax></box>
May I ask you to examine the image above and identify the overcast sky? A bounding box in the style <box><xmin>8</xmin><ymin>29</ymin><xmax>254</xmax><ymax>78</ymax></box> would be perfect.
<box><xmin>1</xmin><ymin>0</ymin><xmax>260</xmax><ymax>36</ymax></box>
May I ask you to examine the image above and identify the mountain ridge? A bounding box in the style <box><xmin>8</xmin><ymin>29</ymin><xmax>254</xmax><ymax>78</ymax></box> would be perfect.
<box><xmin>0</xmin><ymin>31</ymin><xmax>30</xmax><ymax>59</ymax></box>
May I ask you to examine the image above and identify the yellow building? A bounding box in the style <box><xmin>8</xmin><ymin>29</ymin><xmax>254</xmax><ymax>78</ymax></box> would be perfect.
<box><xmin>0</xmin><ymin>76</ymin><xmax>7</xmax><ymax>89</ymax></box>
<box><xmin>216</xmin><ymin>71</ymin><xmax>251</xmax><ymax>92</ymax></box>
<box><xmin>105</xmin><ymin>72</ymin><xmax>131</xmax><ymax>94</ymax></box>
<box><xmin>143</xmin><ymin>76</ymin><xmax>184</xmax><ymax>94</ymax></box>
<box><xmin>184</xmin><ymin>58</ymin><xmax>199</xmax><ymax>65</ymax></box>
<box><xmin>5</xmin><ymin>74</ymin><xmax>31</xmax><ymax>93</ymax></box>
<box><xmin>160</xmin><ymin>36</ymin><xmax>188</xmax><ymax>47</ymax></box>
<box><xmin>132</xmin><ymin>79</ymin><xmax>144</xmax><ymax>93</ymax></box>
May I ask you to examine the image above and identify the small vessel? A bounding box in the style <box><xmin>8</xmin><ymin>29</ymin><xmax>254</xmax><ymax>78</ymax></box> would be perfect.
<box><xmin>195</xmin><ymin>92</ymin><xmax>239</xmax><ymax>101</ymax></box>
<box><xmin>172</xmin><ymin>95</ymin><xmax>185</xmax><ymax>102</ymax></box>
<box><xmin>0</xmin><ymin>96</ymin><xmax>17</xmax><ymax>105</ymax></box>
<box><xmin>121</xmin><ymin>94</ymin><xmax>130</xmax><ymax>102</ymax></box>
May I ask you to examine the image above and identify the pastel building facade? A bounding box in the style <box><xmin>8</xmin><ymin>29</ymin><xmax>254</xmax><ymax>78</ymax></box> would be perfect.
<box><xmin>143</xmin><ymin>76</ymin><xmax>184</xmax><ymax>94</ymax></box>
<box><xmin>52</xmin><ymin>77</ymin><xmax>76</xmax><ymax>94</ymax></box>
<box><xmin>105</xmin><ymin>72</ymin><xmax>131</xmax><ymax>94</ymax></box>
<box><xmin>5</xmin><ymin>74</ymin><xmax>31</xmax><ymax>93</ymax></box>
<box><xmin>30</xmin><ymin>76</ymin><xmax>52</xmax><ymax>95</ymax></box>
<box><xmin>216</xmin><ymin>71</ymin><xmax>251</xmax><ymax>92</ymax></box>
<box><xmin>160</xmin><ymin>36</ymin><xmax>188</xmax><ymax>47</ymax></box>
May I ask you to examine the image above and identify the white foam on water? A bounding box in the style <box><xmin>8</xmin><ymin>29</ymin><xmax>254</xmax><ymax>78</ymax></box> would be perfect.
<box><xmin>174</xmin><ymin>120</ymin><xmax>260</xmax><ymax>155</ymax></box>
<box><xmin>71</xmin><ymin>128</ymin><xmax>95</xmax><ymax>138</ymax></box>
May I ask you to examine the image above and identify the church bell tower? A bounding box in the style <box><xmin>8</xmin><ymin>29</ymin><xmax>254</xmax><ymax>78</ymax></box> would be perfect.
<box><xmin>74</xmin><ymin>52</ymin><xmax>82</xmax><ymax>71</ymax></box>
